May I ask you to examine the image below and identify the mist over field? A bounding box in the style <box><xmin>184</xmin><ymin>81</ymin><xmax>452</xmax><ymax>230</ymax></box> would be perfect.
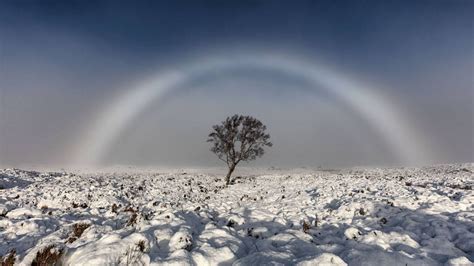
<box><xmin>0</xmin><ymin>0</ymin><xmax>472</xmax><ymax>168</ymax></box>
<box><xmin>0</xmin><ymin>1</ymin><xmax>473</xmax><ymax>265</ymax></box>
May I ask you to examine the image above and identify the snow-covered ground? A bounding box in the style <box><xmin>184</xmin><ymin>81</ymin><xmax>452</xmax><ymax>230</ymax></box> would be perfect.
<box><xmin>0</xmin><ymin>164</ymin><xmax>473</xmax><ymax>265</ymax></box>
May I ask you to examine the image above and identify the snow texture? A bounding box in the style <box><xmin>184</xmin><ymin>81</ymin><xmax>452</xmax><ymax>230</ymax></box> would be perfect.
<box><xmin>0</xmin><ymin>164</ymin><xmax>473</xmax><ymax>265</ymax></box>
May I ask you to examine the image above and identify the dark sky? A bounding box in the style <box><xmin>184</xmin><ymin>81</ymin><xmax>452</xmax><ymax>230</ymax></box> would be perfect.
<box><xmin>0</xmin><ymin>0</ymin><xmax>472</xmax><ymax>167</ymax></box>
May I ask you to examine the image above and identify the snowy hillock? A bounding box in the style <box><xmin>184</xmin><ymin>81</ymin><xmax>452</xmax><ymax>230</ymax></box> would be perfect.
<box><xmin>0</xmin><ymin>164</ymin><xmax>473</xmax><ymax>265</ymax></box>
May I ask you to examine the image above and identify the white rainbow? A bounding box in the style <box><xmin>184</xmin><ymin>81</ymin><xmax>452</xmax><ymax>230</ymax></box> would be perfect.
<box><xmin>72</xmin><ymin>53</ymin><xmax>431</xmax><ymax>166</ymax></box>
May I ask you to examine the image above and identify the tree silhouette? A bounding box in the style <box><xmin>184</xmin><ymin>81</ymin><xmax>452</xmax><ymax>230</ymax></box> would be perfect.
<box><xmin>207</xmin><ymin>115</ymin><xmax>272</xmax><ymax>185</ymax></box>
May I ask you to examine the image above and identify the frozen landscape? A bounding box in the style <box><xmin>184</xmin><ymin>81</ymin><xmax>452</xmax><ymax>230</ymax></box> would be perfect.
<box><xmin>2</xmin><ymin>0</ymin><xmax>473</xmax><ymax>265</ymax></box>
<box><xmin>0</xmin><ymin>164</ymin><xmax>472</xmax><ymax>265</ymax></box>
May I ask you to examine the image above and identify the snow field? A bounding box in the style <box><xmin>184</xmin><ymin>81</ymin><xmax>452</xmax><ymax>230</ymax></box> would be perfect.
<box><xmin>0</xmin><ymin>164</ymin><xmax>473</xmax><ymax>265</ymax></box>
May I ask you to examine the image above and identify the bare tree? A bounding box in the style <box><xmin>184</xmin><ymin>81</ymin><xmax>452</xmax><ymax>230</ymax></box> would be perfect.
<box><xmin>207</xmin><ymin>115</ymin><xmax>272</xmax><ymax>185</ymax></box>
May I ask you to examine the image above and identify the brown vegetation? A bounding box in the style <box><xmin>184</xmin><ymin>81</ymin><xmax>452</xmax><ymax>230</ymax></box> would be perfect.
<box><xmin>1</xmin><ymin>249</ymin><xmax>16</xmax><ymax>266</ymax></box>
<box><xmin>67</xmin><ymin>223</ymin><xmax>91</xmax><ymax>243</ymax></box>
<box><xmin>31</xmin><ymin>245</ymin><xmax>63</xmax><ymax>266</ymax></box>
<box><xmin>302</xmin><ymin>220</ymin><xmax>311</xmax><ymax>233</ymax></box>
<box><xmin>127</xmin><ymin>212</ymin><xmax>138</xmax><ymax>226</ymax></box>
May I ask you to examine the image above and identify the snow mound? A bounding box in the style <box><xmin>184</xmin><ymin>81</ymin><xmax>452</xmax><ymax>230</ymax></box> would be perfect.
<box><xmin>0</xmin><ymin>164</ymin><xmax>473</xmax><ymax>265</ymax></box>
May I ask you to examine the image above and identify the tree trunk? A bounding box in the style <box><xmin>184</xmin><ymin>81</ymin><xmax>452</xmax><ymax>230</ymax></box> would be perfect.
<box><xmin>225</xmin><ymin>164</ymin><xmax>236</xmax><ymax>185</ymax></box>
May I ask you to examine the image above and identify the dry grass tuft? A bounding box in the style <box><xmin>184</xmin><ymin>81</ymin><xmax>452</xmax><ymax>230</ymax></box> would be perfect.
<box><xmin>136</xmin><ymin>240</ymin><xmax>146</xmax><ymax>252</ymax></box>
<box><xmin>40</xmin><ymin>205</ymin><xmax>49</xmax><ymax>214</ymax></box>
<box><xmin>1</xmin><ymin>249</ymin><xmax>16</xmax><ymax>266</ymax></box>
<box><xmin>111</xmin><ymin>203</ymin><xmax>119</xmax><ymax>213</ymax></box>
<box><xmin>31</xmin><ymin>245</ymin><xmax>63</xmax><ymax>266</ymax></box>
<box><xmin>303</xmin><ymin>220</ymin><xmax>311</xmax><ymax>233</ymax></box>
<box><xmin>67</xmin><ymin>223</ymin><xmax>91</xmax><ymax>243</ymax></box>
<box><xmin>127</xmin><ymin>212</ymin><xmax>138</xmax><ymax>226</ymax></box>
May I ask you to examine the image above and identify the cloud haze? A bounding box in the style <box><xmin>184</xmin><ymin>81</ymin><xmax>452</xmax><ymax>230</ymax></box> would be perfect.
<box><xmin>0</xmin><ymin>0</ymin><xmax>472</xmax><ymax>167</ymax></box>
